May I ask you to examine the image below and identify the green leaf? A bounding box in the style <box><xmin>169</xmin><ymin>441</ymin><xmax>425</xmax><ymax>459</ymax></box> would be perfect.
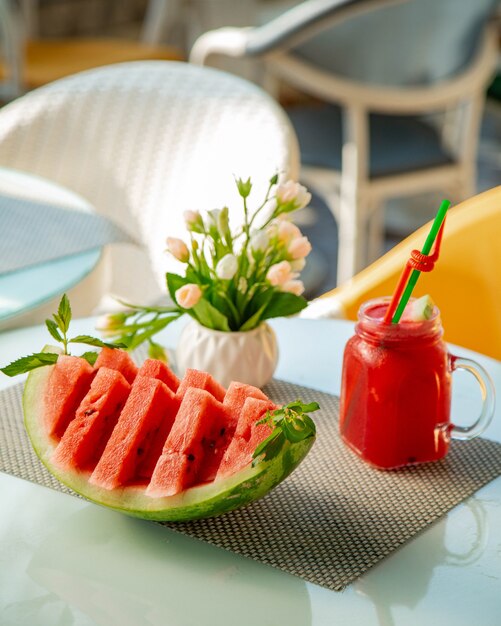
<box><xmin>166</xmin><ymin>272</ymin><xmax>188</xmax><ymax>303</ymax></box>
<box><xmin>260</xmin><ymin>292</ymin><xmax>308</xmax><ymax>321</ymax></box>
<box><xmin>80</xmin><ymin>351</ymin><xmax>98</xmax><ymax>366</ymax></box>
<box><xmin>252</xmin><ymin>429</ymin><xmax>285</xmax><ymax>465</ymax></box>
<box><xmin>192</xmin><ymin>298</ymin><xmax>231</xmax><ymax>331</ymax></box>
<box><xmin>57</xmin><ymin>294</ymin><xmax>72</xmax><ymax>333</ymax></box>
<box><xmin>45</xmin><ymin>319</ymin><xmax>63</xmax><ymax>343</ymax></box>
<box><xmin>69</xmin><ymin>335</ymin><xmax>126</xmax><ymax>349</ymax></box>
<box><xmin>0</xmin><ymin>352</ymin><xmax>59</xmax><ymax>377</ymax></box>
<box><xmin>239</xmin><ymin>304</ymin><xmax>267</xmax><ymax>331</ymax></box>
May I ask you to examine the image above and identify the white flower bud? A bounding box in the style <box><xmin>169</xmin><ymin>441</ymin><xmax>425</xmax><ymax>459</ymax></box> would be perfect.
<box><xmin>249</xmin><ymin>230</ymin><xmax>269</xmax><ymax>252</ymax></box>
<box><xmin>216</xmin><ymin>254</ymin><xmax>238</xmax><ymax>280</ymax></box>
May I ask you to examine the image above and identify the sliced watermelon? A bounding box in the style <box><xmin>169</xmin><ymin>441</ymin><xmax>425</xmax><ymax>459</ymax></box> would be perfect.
<box><xmin>217</xmin><ymin>397</ymin><xmax>276</xmax><ymax>479</ymax></box>
<box><xmin>44</xmin><ymin>355</ymin><xmax>95</xmax><ymax>439</ymax></box>
<box><xmin>94</xmin><ymin>347</ymin><xmax>137</xmax><ymax>384</ymax></box>
<box><xmin>52</xmin><ymin>367</ymin><xmax>131</xmax><ymax>471</ymax></box>
<box><xmin>147</xmin><ymin>388</ymin><xmax>230</xmax><ymax>497</ymax></box>
<box><xmin>90</xmin><ymin>376</ymin><xmax>178</xmax><ymax>490</ymax></box>
<box><xmin>22</xmin><ymin>348</ymin><xmax>316</xmax><ymax>521</ymax></box>
<box><xmin>137</xmin><ymin>358</ymin><xmax>180</xmax><ymax>391</ymax></box>
<box><xmin>176</xmin><ymin>368</ymin><xmax>226</xmax><ymax>402</ymax></box>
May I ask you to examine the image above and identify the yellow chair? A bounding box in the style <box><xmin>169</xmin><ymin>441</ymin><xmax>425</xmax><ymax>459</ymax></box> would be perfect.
<box><xmin>304</xmin><ymin>187</ymin><xmax>501</xmax><ymax>360</ymax></box>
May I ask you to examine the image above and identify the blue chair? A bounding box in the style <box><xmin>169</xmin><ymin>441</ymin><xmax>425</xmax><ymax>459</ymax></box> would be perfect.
<box><xmin>190</xmin><ymin>0</ymin><xmax>499</xmax><ymax>284</ymax></box>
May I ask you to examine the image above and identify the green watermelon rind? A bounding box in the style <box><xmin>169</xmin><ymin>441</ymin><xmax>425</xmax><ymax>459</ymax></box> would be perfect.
<box><xmin>22</xmin><ymin>347</ymin><xmax>315</xmax><ymax>522</ymax></box>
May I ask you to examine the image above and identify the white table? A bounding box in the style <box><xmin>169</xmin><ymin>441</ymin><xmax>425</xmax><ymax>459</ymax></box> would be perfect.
<box><xmin>0</xmin><ymin>168</ymin><xmax>104</xmax><ymax>331</ymax></box>
<box><xmin>1</xmin><ymin>316</ymin><xmax>500</xmax><ymax>625</ymax></box>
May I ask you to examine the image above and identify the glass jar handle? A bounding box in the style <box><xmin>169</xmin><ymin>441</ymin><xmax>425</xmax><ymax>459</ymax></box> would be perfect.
<box><xmin>450</xmin><ymin>355</ymin><xmax>496</xmax><ymax>440</ymax></box>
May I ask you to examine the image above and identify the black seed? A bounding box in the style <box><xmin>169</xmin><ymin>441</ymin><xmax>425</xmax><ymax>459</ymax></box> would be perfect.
<box><xmin>84</xmin><ymin>409</ymin><xmax>95</xmax><ymax>416</ymax></box>
<box><xmin>137</xmin><ymin>447</ymin><xmax>144</xmax><ymax>456</ymax></box>
<box><xmin>220</xmin><ymin>428</ymin><xmax>226</xmax><ymax>436</ymax></box>
<box><xmin>187</xmin><ymin>454</ymin><xmax>195</xmax><ymax>461</ymax></box>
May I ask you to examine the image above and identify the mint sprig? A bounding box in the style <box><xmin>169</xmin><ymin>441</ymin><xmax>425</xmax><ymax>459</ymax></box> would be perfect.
<box><xmin>252</xmin><ymin>400</ymin><xmax>319</xmax><ymax>466</ymax></box>
<box><xmin>0</xmin><ymin>294</ymin><xmax>126</xmax><ymax>377</ymax></box>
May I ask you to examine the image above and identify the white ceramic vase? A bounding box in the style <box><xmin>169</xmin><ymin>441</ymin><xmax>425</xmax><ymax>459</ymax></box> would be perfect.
<box><xmin>175</xmin><ymin>320</ymin><xmax>279</xmax><ymax>388</ymax></box>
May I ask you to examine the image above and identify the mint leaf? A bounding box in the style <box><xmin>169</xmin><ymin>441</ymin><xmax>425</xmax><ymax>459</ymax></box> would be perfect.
<box><xmin>45</xmin><ymin>319</ymin><xmax>63</xmax><ymax>343</ymax></box>
<box><xmin>69</xmin><ymin>335</ymin><xmax>126</xmax><ymax>349</ymax></box>
<box><xmin>0</xmin><ymin>352</ymin><xmax>59</xmax><ymax>377</ymax></box>
<box><xmin>252</xmin><ymin>400</ymin><xmax>318</xmax><ymax>464</ymax></box>
<box><xmin>80</xmin><ymin>351</ymin><xmax>98</xmax><ymax>366</ymax></box>
<box><xmin>57</xmin><ymin>294</ymin><xmax>72</xmax><ymax>333</ymax></box>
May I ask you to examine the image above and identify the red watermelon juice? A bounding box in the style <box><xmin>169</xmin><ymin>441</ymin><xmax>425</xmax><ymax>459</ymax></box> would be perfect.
<box><xmin>339</xmin><ymin>298</ymin><xmax>452</xmax><ymax>469</ymax></box>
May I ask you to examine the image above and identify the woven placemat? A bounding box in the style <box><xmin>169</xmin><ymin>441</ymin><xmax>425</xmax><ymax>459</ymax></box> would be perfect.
<box><xmin>1</xmin><ymin>379</ymin><xmax>501</xmax><ymax>591</ymax></box>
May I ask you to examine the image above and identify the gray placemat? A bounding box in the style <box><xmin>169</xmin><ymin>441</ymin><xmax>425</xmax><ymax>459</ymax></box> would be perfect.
<box><xmin>0</xmin><ymin>193</ymin><xmax>134</xmax><ymax>274</ymax></box>
<box><xmin>1</xmin><ymin>379</ymin><xmax>501</xmax><ymax>592</ymax></box>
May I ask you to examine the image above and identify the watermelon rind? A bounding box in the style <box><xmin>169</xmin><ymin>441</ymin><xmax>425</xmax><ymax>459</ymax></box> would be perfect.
<box><xmin>22</xmin><ymin>347</ymin><xmax>315</xmax><ymax>521</ymax></box>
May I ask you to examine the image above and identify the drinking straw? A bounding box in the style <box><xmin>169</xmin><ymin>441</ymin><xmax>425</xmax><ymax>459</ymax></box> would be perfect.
<box><xmin>383</xmin><ymin>199</ymin><xmax>450</xmax><ymax>324</ymax></box>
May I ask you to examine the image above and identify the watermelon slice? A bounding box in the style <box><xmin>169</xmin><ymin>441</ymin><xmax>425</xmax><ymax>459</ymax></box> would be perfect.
<box><xmin>147</xmin><ymin>388</ymin><xmax>230</xmax><ymax>497</ymax></box>
<box><xmin>90</xmin><ymin>376</ymin><xmax>178</xmax><ymax>490</ymax></box>
<box><xmin>176</xmin><ymin>368</ymin><xmax>226</xmax><ymax>402</ymax></box>
<box><xmin>93</xmin><ymin>347</ymin><xmax>137</xmax><ymax>384</ymax></box>
<box><xmin>137</xmin><ymin>359</ymin><xmax>180</xmax><ymax>391</ymax></box>
<box><xmin>22</xmin><ymin>347</ymin><xmax>316</xmax><ymax>521</ymax></box>
<box><xmin>44</xmin><ymin>355</ymin><xmax>95</xmax><ymax>439</ymax></box>
<box><xmin>217</xmin><ymin>397</ymin><xmax>276</xmax><ymax>479</ymax></box>
<box><xmin>52</xmin><ymin>367</ymin><xmax>131</xmax><ymax>471</ymax></box>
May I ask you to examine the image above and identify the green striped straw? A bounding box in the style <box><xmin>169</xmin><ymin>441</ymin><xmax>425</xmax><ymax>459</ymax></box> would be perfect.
<box><xmin>392</xmin><ymin>199</ymin><xmax>450</xmax><ymax>323</ymax></box>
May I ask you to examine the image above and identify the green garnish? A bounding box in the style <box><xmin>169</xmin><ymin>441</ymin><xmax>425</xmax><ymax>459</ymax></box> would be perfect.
<box><xmin>252</xmin><ymin>400</ymin><xmax>319</xmax><ymax>465</ymax></box>
<box><xmin>0</xmin><ymin>294</ymin><xmax>125</xmax><ymax>377</ymax></box>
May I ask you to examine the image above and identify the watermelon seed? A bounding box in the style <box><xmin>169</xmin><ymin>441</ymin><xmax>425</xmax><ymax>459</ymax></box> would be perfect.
<box><xmin>84</xmin><ymin>409</ymin><xmax>95</xmax><ymax>416</ymax></box>
<box><xmin>220</xmin><ymin>428</ymin><xmax>226</xmax><ymax>436</ymax></box>
<box><xmin>137</xmin><ymin>447</ymin><xmax>144</xmax><ymax>456</ymax></box>
<box><xmin>187</xmin><ymin>454</ymin><xmax>195</xmax><ymax>461</ymax></box>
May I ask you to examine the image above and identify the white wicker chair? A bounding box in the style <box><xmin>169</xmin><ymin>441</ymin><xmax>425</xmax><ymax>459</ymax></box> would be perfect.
<box><xmin>0</xmin><ymin>61</ymin><xmax>299</xmax><ymax>317</ymax></box>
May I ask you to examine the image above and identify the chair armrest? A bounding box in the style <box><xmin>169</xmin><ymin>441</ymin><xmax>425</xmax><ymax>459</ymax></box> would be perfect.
<box><xmin>190</xmin><ymin>0</ymin><xmax>397</xmax><ymax>64</ymax></box>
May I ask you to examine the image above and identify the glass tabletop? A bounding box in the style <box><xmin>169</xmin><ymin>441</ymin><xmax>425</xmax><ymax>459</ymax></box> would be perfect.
<box><xmin>0</xmin><ymin>168</ymin><xmax>102</xmax><ymax>325</ymax></box>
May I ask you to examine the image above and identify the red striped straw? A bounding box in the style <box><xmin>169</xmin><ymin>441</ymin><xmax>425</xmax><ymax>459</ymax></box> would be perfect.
<box><xmin>383</xmin><ymin>201</ymin><xmax>449</xmax><ymax>324</ymax></box>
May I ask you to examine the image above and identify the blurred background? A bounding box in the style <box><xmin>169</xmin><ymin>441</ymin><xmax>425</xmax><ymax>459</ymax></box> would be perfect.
<box><xmin>1</xmin><ymin>0</ymin><xmax>501</xmax><ymax>300</ymax></box>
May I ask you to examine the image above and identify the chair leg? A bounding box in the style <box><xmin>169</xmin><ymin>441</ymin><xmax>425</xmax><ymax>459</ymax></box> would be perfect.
<box><xmin>337</xmin><ymin>181</ymin><xmax>367</xmax><ymax>284</ymax></box>
<box><xmin>336</xmin><ymin>138</ymin><xmax>369</xmax><ymax>285</ymax></box>
<box><xmin>367</xmin><ymin>199</ymin><xmax>386</xmax><ymax>263</ymax></box>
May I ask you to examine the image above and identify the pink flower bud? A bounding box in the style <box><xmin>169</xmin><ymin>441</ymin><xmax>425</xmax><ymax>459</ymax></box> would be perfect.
<box><xmin>175</xmin><ymin>283</ymin><xmax>202</xmax><ymax>309</ymax></box>
<box><xmin>276</xmin><ymin>181</ymin><xmax>311</xmax><ymax>210</ymax></box>
<box><xmin>277</xmin><ymin>220</ymin><xmax>301</xmax><ymax>243</ymax></box>
<box><xmin>288</xmin><ymin>236</ymin><xmax>312</xmax><ymax>260</ymax></box>
<box><xmin>266</xmin><ymin>260</ymin><xmax>294</xmax><ymax>286</ymax></box>
<box><xmin>166</xmin><ymin>237</ymin><xmax>190</xmax><ymax>263</ymax></box>
<box><xmin>282</xmin><ymin>279</ymin><xmax>305</xmax><ymax>296</ymax></box>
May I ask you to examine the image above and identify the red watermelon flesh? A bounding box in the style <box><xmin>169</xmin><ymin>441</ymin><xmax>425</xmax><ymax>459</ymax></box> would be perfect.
<box><xmin>93</xmin><ymin>347</ymin><xmax>138</xmax><ymax>384</ymax></box>
<box><xmin>176</xmin><ymin>369</ymin><xmax>225</xmax><ymax>403</ymax></box>
<box><xmin>45</xmin><ymin>355</ymin><xmax>95</xmax><ymax>439</ymax></box>
<box><xmin>89</xmin><ymin>376</ymin><xmax>178</xmax><ymax>490</ymax></box>
<box><xmin>147</xmin><ymin>387</ymin><xmax>230</xmax><ymax>497</ymax></box>
<box><xmin>223</xmin><ymin>381</ymin><xmax>268</xmax><ymax>425</ymax></box>
<box><xmin>51</xmin><ymin>367</ymin><xmax>131</xmax><ymax>471</ymax></box>
<box><xmin>217</xmin><ymin>397</ymin><xmax>276</xmax><ymax>480</ymax></box>
<box><xmin>137</xmin><ymin>359</ymin><xmax>180</xmax><ymax>391</ymax></box>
